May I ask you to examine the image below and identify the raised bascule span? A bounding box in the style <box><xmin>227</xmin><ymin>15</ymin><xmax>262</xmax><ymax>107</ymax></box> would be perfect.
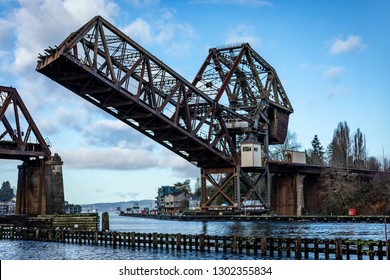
<box><xmin>36</xmin><ymin>16</ymin><xmax>293</xmax><ymax>212</ymax></box>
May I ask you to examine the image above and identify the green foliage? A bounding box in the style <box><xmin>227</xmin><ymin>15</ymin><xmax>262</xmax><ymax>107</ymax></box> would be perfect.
<box><xmin>306</xmin><ymin>135</ymin><xmax>325</xmax><ymax>165</ymax></box>
<box><xmin>174</xmin><ymin>179</ymin><xmax>191</xmax><ymax>194</ymax></box>
<box><xmin>0</xmin><ymin>181</ymin><xmax>14</xmax><ymax>202</ymax></box>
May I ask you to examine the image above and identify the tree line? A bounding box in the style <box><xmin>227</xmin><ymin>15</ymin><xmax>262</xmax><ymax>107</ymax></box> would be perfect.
<box><xmin>306</xmin><ymin>121</ymin><xmax>383</xmax><ymax>170</ymax></box>
<box><xmin>271</xmin><ymin>121</ymin><xmax>386</xmax><ymax>170</ymax></box>
<box><xmin>270</xmin><ymin>121</ymin><xmax>390</xmax><ymax>215</ymax></box>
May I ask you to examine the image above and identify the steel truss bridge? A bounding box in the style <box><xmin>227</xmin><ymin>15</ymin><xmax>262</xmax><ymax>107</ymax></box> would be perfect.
<box><xmin>0</xmin><ymin>86</ymin><xmax>51</xmax><ymax>160</ymax></box>
<box><xmin>36</xmin><ymin>16</ymin><xmax>293</xmax><ymax>212</ymax></box>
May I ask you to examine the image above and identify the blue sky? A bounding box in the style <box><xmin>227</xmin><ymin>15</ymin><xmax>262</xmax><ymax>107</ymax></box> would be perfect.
<box><xmin>0</xmin><ymin>0</ymin><xmax>389</xmax><ymax>204</ymax></box>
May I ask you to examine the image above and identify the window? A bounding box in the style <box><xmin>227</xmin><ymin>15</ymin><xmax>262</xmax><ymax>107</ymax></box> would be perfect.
<box><xmin>243</xmin><ymin>146</ymin><xmax>251</xmax><ymax>152</ymax></box>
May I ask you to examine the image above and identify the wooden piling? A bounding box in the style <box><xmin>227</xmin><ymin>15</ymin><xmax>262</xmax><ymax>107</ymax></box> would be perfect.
<box><xmin>277</xmin><ymin>238</ymin><xmax>282</xmax><ymax>257</ymax></box>
<box><xmin>199</xmin><ymin>234</ymin><xmax>205</xmax><ymax>252</ymax></box>
<box><xmin>253</xmin><ymin>237</ymin><xmax>258</xmax><ymax>255</ymax></box>
<box><xmin>336</xmin><ymin>239</ymin><xmax>343</xmax><ymax>260</ymax></box>
<box><xmin>213</xmin><ymin>236</ymin><xmax>218</xmax><ymax>252</ymax></box>
<box><xmin>357</xmin><ymin>241</ymin><xmax>363</xmax><ymax>260</ymax></box>
<box><xmin>189</xmin><ymin>235</ymin><xmax>193</xmax><ymax>251</ymax></box>
<box><xmin>112</xmin><ymin>232</ymin><xmax>117</xmax><ymax>247</ymax></box>
<box><xmin>324</xmin><ymin>240</ymin><xmax>329</xmax><ymax>260</ymax></box>
<box><xmin>269</xmin><ymin>237</ymin><xmax>274</xmax><ymax>257</ymax></box>
<box><xmin>176</xmin><ymin>233</ymin><xmax>181</xmax><ymax>251</ymax></box>
<box><xmin>303</xmin><ymin>239</ymin><xmax>309</xmax><ymax>259</ymax></box>
<box><xmin>369</xmin><ymin>242</ymin><xmax>374</xmax><ymax>260</ymax></box>
<box><xmin>153</xmin><ymin>232</ymin><xmax>158</xmax><ymax>249</ymax></box>
<box><xmin>101</xmin><ymin>212</ymin><xmax>109</xmax><ymax>231</ymax></box>
<box><xmin>231</xmin><ymin>235</ymin><xmax>237</xmax><ymax>254</ymax></box>
<box><xmin>295</xmin><ymin>236</ymin><xmax>302</xmax><ymax>260</ymax></box>
<box><xmin>261</xmin><ymin>236</ymin><xmax>267</xmax><ymax>256</ymax></box>
<box><xmin>130</xmin><ymin>232</ymin><xmax>135</xmax><ymax>247</ymax></box>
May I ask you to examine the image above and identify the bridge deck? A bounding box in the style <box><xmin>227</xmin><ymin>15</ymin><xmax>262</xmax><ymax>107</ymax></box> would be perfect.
<box><xmin>37</xmin><ymin>53</ymin><xmax>233</xmax><ymax>168</ymax></box>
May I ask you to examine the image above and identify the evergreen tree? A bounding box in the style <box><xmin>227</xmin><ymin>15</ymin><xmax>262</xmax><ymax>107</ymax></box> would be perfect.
<box><xmin>0</xmin><ymin>181</ymin><xmax>14</xmax><ymax>202</ymax></box>
<box><xmin>307</xmin><ymin>135</ymin><xmax>325</xmax><ymax>165</ymax></box>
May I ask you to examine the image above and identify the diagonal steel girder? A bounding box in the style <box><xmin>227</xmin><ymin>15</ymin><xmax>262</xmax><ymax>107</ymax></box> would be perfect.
<box><xmin>0</xmin><ymin>86</ymin><xmax>51</xmax><ymax>160</ymax></box>
<box><xmin>36</xmin><ymin>16</ymin><xmax>257</xmax><ymax>168</ymax></box>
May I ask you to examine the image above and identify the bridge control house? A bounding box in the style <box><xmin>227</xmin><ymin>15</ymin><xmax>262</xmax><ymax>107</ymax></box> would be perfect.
<box><xmin>241</xmin><ymin>140</ymin><xmax>262</xmax><ymax>168</ymax></box>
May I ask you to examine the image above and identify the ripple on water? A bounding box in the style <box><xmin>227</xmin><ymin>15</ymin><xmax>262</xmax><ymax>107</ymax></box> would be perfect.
<box><xmin>0</xmin><ymin>240</ymin><xmax>288</xmax><ymax>260</ymax></box>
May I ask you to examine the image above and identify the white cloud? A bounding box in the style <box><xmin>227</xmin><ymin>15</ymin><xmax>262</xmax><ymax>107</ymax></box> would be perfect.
<box><xmin>329</xmin><ymin>34</ymin><xmax>366</xmax><ymax>55</ymax></box>
<box><xmin>81</xmin><ymin>118</ymin><xmax>155</xmax><ymax>149</ymax></box>
<box><xmin>121</xmin><ymin>8</ymin><xmax>198</xmax><ymax>54</ymax></box>
<box><xmin>59</xmin><ymin>145</ymin><xmax>199</xmax><ymax>178</ymax></box>
<box><xmin>190</xmin><ymin>0</ymin><xmax>272</xmax><ymax>6</ymax></box>
<box><xmin>323</xmin><ymin>66</ymin><xmax>344</xmax><ymax>80</ymax></box>
<box><xmin>122</xmin><ymin>18</ymin><xmax>155</xmax><ymax>44</ymax></box>
<box><xmin>126</xmin><ymin>0</ymin><xmax>160</xmax><ymax>7</ymax></box>
<box><xmin>0</xmin><ymin>18</ymin><xmax>12</xmax><ymax>46</ymax></box>
<box><xmin>9</xmin><ymin>0</ymin><xmax>118</xmax><ymax>74</ymax></box>
<box><xmin>62</xmin><ymin>0</ymin><xmax>118</xmax><ymax>22</ymax></box>
<box><xmin>61</xmin><ymin>147</ymin><xmax>162</xmax><ymax>170</ymax></box>
<box><xmin>225</xmin><ymin>24</ymin><xmax>260</xmax><ymax>47</ymax></box>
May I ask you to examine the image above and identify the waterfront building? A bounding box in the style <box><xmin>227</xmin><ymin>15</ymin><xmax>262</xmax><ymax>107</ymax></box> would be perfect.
<box><xmin>0</xmin><ymin>201</ymin><xmax>15</xmax><ymax>215</ymax></box>
<box><xmin>164</xmin><ymin>192</ymin><xmax>190</xmax><ymax>214</ymax></box>
<box><xmin>188</xmin><ymin>195</ymin><xmax>201</xmax><ymax>211</ymax></box>
<box><xmin>64</xmin><ymin>202</ymin><xmax>81</xmax><ymax>214</ymax></box>
<box><xmin>156</xmin><ymin>185</ymin><xmax>182</xmax><ymax>213</ymax></box>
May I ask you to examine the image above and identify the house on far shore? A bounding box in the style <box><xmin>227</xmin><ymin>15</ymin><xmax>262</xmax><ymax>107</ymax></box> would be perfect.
<box><xmin>188</xmin><ymin>195</ymin><xmax>201</xmax><ymax>211</ymax></box>
<box><xmin>164</xmin><ymin>192</ymin><xmax>190</xmax><ymax>214</ymax></box>
<box><xmin>156</xmin><ymin>185</ymin><xmax>182</xmax><ymax>213</ymax></box>
<box><xmin>0</xmin><ymin>201</ymin><xmax>15</xmax><ymax>215</ymax></box>
<box><xmin>156</xmin><ymin>183</ymin><xmax>201</xmax><ymax>214</ymax></box>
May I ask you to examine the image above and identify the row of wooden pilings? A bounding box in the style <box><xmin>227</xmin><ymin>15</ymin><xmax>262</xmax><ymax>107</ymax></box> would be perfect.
<box><xmin>0</xmin><ymin>227</ymin><xmax>389</xmax><ymax>260</ymax></box>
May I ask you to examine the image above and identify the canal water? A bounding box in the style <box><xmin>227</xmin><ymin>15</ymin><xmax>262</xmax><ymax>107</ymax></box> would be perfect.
<box><xmin>1</xmin><ymin>212</ymin><xmax>389</xmax><ymax>260</ymax></box>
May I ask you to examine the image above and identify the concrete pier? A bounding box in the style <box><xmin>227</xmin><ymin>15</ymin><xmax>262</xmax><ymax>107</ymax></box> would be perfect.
<box><xmin>16</xmin><ymin>153</ymin><xmax>64</xmax><ymax>215</ymax></box>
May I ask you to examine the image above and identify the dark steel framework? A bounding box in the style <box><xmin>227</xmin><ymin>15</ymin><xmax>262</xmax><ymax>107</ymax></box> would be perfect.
<box><xmin>0</xmin><ymin>86</ymin><xmax>51</xmax><ymax>160</ymax></box>
<box><xmin>36</xmin><ymin>16</ymin><xmax>293</xmax><ymax>212</ymax></box>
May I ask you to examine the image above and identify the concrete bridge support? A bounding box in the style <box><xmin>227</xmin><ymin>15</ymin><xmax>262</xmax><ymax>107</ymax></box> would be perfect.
<box><xmin>16</xmin><ymin>153</ymin><xmax>64</xmax><ymax>215</ymax></box>
<box><xmin>271</xmin><ymin>173</ymin><xmax>308</xmax><ymax>216</ymax></box>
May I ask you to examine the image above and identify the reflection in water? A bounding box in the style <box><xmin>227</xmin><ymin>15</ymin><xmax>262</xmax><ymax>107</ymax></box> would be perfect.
<box><xmin>1</xmin><ymin>239</ymin><xmax>263</xmax><ymax>260</ymax></box>
<box><xmin>201</xmin><ymin>222</ymin><xmax>207</xmax><ymax>235</ymax></box>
